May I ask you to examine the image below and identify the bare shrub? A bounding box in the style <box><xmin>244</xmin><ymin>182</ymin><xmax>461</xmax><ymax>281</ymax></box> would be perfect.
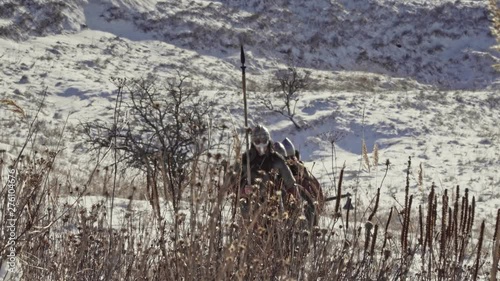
<box><xmin>257</xmin><ymin>67</ymin><xmax>312</xmax><ymax>129</ymax></box>
<box><xmin>82</xmin><ymin>73</ymin><xmax>221</xmax><ymax>215</ymax></box>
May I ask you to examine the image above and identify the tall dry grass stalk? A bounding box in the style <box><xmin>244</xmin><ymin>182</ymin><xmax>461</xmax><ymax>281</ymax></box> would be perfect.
<box><xmin>418</xmin><ymin>162</ymin><xmax>424</xmax><ymax>192</ymax></box>
<box><xmin>362</xmin><ymin>140</ymin><xmax>370</xmax><ymax>172</ymax></box>
<box><xmin>401</xmin><ymin>157</ymin><xmax>412</xmax><ymax>257</ymax></box>
<box><xmin>438</xmin><ymin>189</ymin><xmax>448</xmax><ymax>279</ymax></box>
<box><xmin>381</xmin><ymin>206</ymin><xmax>393</xmax><ymax>253</ymax></box>
<box><xmin>491</xmin><ymin>209</ymin><xmax>500</xmax><ymax>281</ymax></box>
<box><xmin>422</xmin><ymin>183</ymin><xmax>435</xmax><ymax>278</ymax></box>
<box><xmin>474</xmin><ymin>221</ymin><xmax>485</xmax><ymax>280</ymax></box>
<box><xmin>334</xmin><ymin>166</ymin><xmax>345</xmax><ymax>215</ymax></box>
<box><xmin>372</xmin><ymin>143</ymin><xmax>379</xmax><ymax>168</ymax></box>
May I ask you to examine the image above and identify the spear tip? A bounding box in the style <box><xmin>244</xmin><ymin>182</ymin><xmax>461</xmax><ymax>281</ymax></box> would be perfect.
<box><xmin>240</xmin><ymin>44</ymin><xmax>245</xmax><ymax>65</ymax></box>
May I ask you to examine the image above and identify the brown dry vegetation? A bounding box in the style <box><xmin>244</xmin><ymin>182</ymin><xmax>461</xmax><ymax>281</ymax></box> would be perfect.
<box><xmin>1</xmin><ymin>71</ymin><xmax>500</xmax><ymax>280</ymax></box>
<box><xmin>0</xmin><ymin>132</ymin><xmax>499</xmax><ymax>280</ymax></box>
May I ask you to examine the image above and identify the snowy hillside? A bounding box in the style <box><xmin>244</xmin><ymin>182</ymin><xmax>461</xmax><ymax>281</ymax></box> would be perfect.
<box><xmin>0</xmin><ymin>0</ymin><xmax>499</xmax><ymax>89</ymax></box>
<box><xmin>0</xmin><ymin>0</ymin><xmax>499</xmax><ymax>222</ymax></box>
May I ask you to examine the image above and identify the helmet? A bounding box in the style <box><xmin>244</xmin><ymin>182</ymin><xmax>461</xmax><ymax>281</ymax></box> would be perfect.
<box><xmin>273</xmin><ymin>141</ymin><xmax>286</xmax><ymax>157</ymax></box>
<box><xmin>282</xmin><ymin>138</ymin><xmax>295</xmax><ymax>158</ymax></box>
<box><xmin>252</xmin><ymin>125</ymin><xmax>270</xmax><ymax>155</ymax></box>
<box><xmin>252</xmin><ymin>125</ymin><xmax>270</xmax><ymax>145</ymax></box>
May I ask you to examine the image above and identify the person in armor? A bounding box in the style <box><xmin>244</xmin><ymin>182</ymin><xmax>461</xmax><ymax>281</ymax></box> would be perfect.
<box><xmin>282</xmin><ymin>138</ymin><xmax>324</xmax><ymax>224</ymax></box>
<box><xmin>240</xmin><ymin>126</ymin><xmax>299</xmax><ymax>201</ymax></box>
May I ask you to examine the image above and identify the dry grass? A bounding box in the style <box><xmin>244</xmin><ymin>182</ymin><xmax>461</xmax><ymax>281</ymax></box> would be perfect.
<box><xmin>0</xmin><ymin>93</ymin><xmax>499</xmax><ymax>280</ymax></box>
<box><xmin>0</xmin><ymin>139</ymin><xmax>499</xmax><ymax>281</ymax></box>
<box><xmin>0</xmin><ymin>100</ymin><xmax>26</xmax><ymax>119</ymax></box>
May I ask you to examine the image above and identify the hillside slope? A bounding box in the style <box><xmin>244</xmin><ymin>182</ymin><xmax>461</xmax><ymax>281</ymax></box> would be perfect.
<box><xmin>0</xmin><ymin>0</ymin><xmax>498</xmax><ymax>89</ymax></box>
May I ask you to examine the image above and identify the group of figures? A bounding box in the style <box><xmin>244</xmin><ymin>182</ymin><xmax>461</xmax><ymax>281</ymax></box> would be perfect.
<box><xmin>233</xmin><ymin>125</ymin><xmax>324</xmax><ymax>228</ymax></box>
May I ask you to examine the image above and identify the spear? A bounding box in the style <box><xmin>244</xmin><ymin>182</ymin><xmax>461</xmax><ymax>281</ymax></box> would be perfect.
<box><xmin>233</xmin><ymin>45</ymin><xmax>252</xmax><ymax>221</ymax></box>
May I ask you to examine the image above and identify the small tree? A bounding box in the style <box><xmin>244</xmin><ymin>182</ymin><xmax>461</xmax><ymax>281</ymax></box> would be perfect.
<box><xmin>83</xmin><ymin>73</ymin><xmax>217</xmax><ymax>215</ymax></box>
<box><xmin>258</xmin><ymin>67</ymin><xmax>311</xmax><ymax>129</ymax></box>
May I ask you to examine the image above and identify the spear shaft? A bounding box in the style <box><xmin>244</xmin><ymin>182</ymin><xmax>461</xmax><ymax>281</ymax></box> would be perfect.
<box><xmin>232</xmin><ymin>45</ymin><xmax>252</xmax><ymax>222</ymax></box>
<box><xmin>241</xmin><ymin>45</ymin><xmax>251</xmax><ymax>187</ymax></box>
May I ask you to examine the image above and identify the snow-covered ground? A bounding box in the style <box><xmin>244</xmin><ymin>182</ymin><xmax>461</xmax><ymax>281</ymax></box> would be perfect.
<box><xmin>0</xmin><ymin>0</ymin><xmax>499</xmax><ymax>231</ymax></box>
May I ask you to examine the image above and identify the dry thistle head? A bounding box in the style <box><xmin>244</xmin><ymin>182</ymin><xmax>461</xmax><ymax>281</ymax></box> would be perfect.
<box><xmin>214</xmin><ymin>153</ymin><xmax>222</xmax><ymax>161</ymax></box>
<box><xmin>257</xmin><ymin>226</ymin><xmax>266</xmax><ymax>235</ymax></box>
<box><xmin>176</xmin><ymin>212</ymin><xmax>186</xmax><ymax>225</ymax></box>
<box><xmin>365</xmin><ymin>221</ymin><xmax>374</xmax><ymax>231</ymax></box>
<box><xmin>270</xmin><ymin>210</ymin><xmax>279</xmax><ymax>220</ymax></box>
<box><xmin>282</xmin><ymin>211</ymin><xmax>290</xmax><ymax>220</ymax></box>
<box><xmin>313</xmin><ymin>226</ymin><xmax>322</xmax><ymax>237</ymax></box>
<box><xmin>383</xmin><ymin>249</ymin><xmax>391</xmax><ymax>261</ymax></box>
<box><xmin>266</xmin><ymin>180</ymin><xmax>275</xmax><ymax>189</ymax></box>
